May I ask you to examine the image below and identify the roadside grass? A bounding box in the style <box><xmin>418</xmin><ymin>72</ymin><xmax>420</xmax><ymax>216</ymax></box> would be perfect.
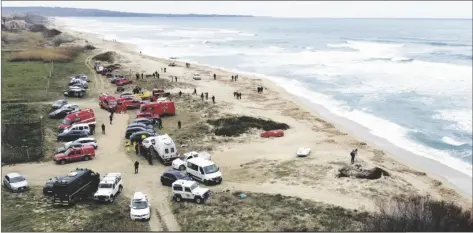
<box><xmin>171</xmin><ymin>191</ymin><xmax>370</xmax><ymax>231</ymax></box>
<box><xmin>1</xmin><ymin>186</ymin><xmax>150</xmax><ymax>232</ymax></box>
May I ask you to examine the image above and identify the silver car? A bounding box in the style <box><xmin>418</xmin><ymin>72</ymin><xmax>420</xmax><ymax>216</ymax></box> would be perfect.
<box><xmin>3</xmin><ymin>173</ymin><xmax>29</xmax><ymax>192</ymax></box>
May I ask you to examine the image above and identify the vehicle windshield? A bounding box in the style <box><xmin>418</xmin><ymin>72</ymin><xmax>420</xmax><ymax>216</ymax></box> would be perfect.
<box><xmin>10</xmin><ymin>176</ymin><xmax>26</xmax><ymax>183</ymax></box>
<box><xmin>203</xmin><ymin>164</ymin><xmax>219</xmax><ymax>174</ymax></box>
<box><xmin>99</xmin><ymin>183</ymin><xmax>113</xmax><ymax>189</ymax></box>
<box><xmin>61</xmin><ymin>119</ymin><xmax>72</xmax><ymax>125</ymax></box>
<box><xmin>108</xmin><ymin>100</ymin><xmax>117</xmax><ymax>105</ymax></box>
<box><xmin>131</xmin><ymin>200</ymin><xmax>148</xmax><ymax>209</ymax></box>
<box><xmin>54</xmin><ymin>100</ymin><xmax>64</xmax><ymax>105</ymax></box>
<box><xmin>175</xmin><ymin>172</ymin><xmax>187</xmax><ymax>179</ymax></box>
<box><xmin>64</xmin><ymin>149</ymin><xmax>72</xmax><ymax>155</ymax></box>
<box><xmin>190</xmin><ymin>182</ymin><xmax>199</xmax><ymax>190</ymax></box>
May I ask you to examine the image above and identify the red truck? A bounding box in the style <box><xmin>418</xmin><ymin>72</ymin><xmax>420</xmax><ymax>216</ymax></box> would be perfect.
<box><xmin>59</xmin><ymin>108</ymin><xmax>96</xmax><ymax>132</ymax></box>
<box><xmin>118</xmin><ymin>98</ymin><xmax>143</xmax><ymax>109</ymax></box>
<box><xmin>99</xmin><ymin>93</ymin><xmax>117</xmax><ymax>111</ymax></box>
<box><xmin>115</xmin><ymin>77</ymin><xmax>132</xmax><ymax>86</ymax></box>
<box><xmin>137</xmin><ymin>101</ymin><xmax>176</xmax><ymax>117</ymax></box>
<box><xmin>54</xmin><ymin>145</ymin><xmax>96</xmax><ymax>165</ymax></box>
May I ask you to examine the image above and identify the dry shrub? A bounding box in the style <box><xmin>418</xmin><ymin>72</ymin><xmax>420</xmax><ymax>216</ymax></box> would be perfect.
<box><xmin>51</xmin><ymin>34</ymin><xmax>75</xmax><ymax>47</ymax></box>
<box><xmin>364</xmin><ymin>195</ymin><xmax>473</xmax><ymax>231</ymax></box>
<box><xmin>8</xmin><ymin>46</ymin><xmax>85</xmax><ymax>62</ymax></box>
<box><xmin>92</xmin><ymin>51</ymin><xmax>116</xmax><ymax>63</ymax></box>
<box><xmin>1</xmin><ymin>32</ymin><xmax>24</xmax><ymax>43</ymax></box>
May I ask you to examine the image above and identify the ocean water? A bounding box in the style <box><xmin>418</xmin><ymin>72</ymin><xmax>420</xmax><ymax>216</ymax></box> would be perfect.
<box><xmin>57</xmin><ymin>17</ymin><xmax>472</xmax><ymax>177</ymax></box>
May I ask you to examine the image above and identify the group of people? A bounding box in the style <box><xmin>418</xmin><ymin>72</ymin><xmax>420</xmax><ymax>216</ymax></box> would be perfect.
<box><xmin>132</xmin><ymin>86</ymin><xmax>143</xmax><ymax>94</ymax></box>
<box><xmin>192</xmin><ymin>88</ymin><xmax>216</xmax><ymax>104</ymax></box>
<box><xmin>257</xmin><ymin>86</ymin><xmax>264</xmax><ymax>94</ymax></box>
<box><xmin>233</xmin><ymin>91</ymin><xmax>243</xmax><ymax>99</ymax></box>
<box><xmin>231</xmin><ymin>75</ymin><xmax>239</xmax><ymax>81</ymax></box>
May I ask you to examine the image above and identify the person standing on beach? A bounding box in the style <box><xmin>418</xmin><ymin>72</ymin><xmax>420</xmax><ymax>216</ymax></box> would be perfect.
<box><xmin>134</xmin><ymin>161</ymin><xmax>139</xmax><ymax>174</ymax></box>
<box><xmin>164</xmin><ymin>68</ymin><xmax>167</xmax><ymax>73</ymax></box>
<box><xmin>136</xmin><ymin>73</ymin><xmax>139</xmax><ymax>80</ymax></box>
<box><xmin>193</xmin><ymin>88</ymin><xmax>197</xmax><ymax>95</ymax></box>
<box><xmin>231</xmin><ymin>75</ymin><xmax>234</xmax><ymax>81</ymax></box>
<box><xmin>175</xmin><ymin>76</ymin><xmax>177</xmax><ymax>82</ymax></box>
<box><xmin>205</xmin><ymin>92</ymin><xmax>209</xmax><ymax>100</ymax></box>
<box><xmin>236</xmin><ymin>75</ymin><xmax>239</xmax><ymax>81</ymax></box>
<box><xmin>212</xmin><ymin>95</ymin><xmax>215</xmax><ymax>104</ymax></box>
<box><xmin>140</xmin><ymin>51</ymin><xmax>142</xmax><ymax>55</ymax></box>
<box><xmin>179</xmin><ymin>91</ymin><xmax>182</xmax><ymax>97</ymax></box>
<box><xmin>200</xmin><ymin>93</ymin><xmax>204</xmax><ymax>101</ymax></box>
<box><xmin>157</xmin><ymin>72</ymin><xmax>160</xmax><ymax>79</ymax></box>
<box><xmin>153</xmin><ymin>73</ymin><xmax>156</xmax><ymax>78</ymax></box>
<box><xmin>178</xmin><ymin>121</ymin><xmax>182</xmax><ymax>129</ymax></box>
<box><xmin>350</xmin><ymin>149</ymin><xmax>357</xmax><ymax>164</ymax></box>
<box><xmin>101</xmin><ymin>123</ymin><xmax>106</xmax><ymax>135</ymax></box>
<box><xmin>213</xmin><ymin>74</ymin><xmax>216</xmax><ymax>80</ymax></box>
<box><xmin>141</xmin><ymin>73</ymin><xmax>144</xmax><ymax>79</ymax></box>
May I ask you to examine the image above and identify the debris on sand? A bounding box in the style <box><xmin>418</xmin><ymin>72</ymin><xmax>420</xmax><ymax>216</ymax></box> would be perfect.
<box><xmin>338</xmin><ymin>164</ymin><xmax>390</xmax><ymax>180</ymax></box>
<box><xmin>207</xmin><ymin>116</ymin><xmax>290</xmax><ymax>137</ymax></box>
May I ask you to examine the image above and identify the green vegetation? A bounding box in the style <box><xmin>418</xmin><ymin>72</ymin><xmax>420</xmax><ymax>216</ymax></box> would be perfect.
<box><xmin>1</xmin><ymin>186</ymin><xmax>150</xmax><ymax>232</ymax></box>
<box><xmin>172</xmin><ymin>191</ymin><xmax>369</xmax><ymax>231</ymax></box>
<box><xmin>92</xmin><ymin>51</ymin><xmax>116</xmax><ymax>63</ymax></box>
<box><xmin>8</xmin><ymin>46</ymin><xmax>86</xmax><ymax>63</ymax></box>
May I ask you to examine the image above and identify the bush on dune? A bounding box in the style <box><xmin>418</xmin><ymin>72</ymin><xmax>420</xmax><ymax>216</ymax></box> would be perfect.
<box><xmin>363</xmin><ymin>195</ymin><xmax>473</xmax><ymax>231</ymax></box>
<box><xmin>92</xmin><ymin>51</ymin><xmax>116</xmax><ymax>63</ymax></box>
<box><xmin>1</xmin><ymin>32</ymin><xmax>24</xmax><ymax>44</ymax></box>
<box><xmin>207</xmin><ymin>116</ymin><xmax>290</xmax><ymax>137</ymax></box>
<box><xmin>8</xmin><ymin>46</ymin><xmax>86</xmax><ymax>62</ymax></box>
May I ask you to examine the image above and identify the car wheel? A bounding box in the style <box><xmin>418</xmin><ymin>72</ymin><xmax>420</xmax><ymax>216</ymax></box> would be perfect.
<box><xmin>118</xmin><ymin>185</ymin><xmax>123</xmax><ymax>193</ymax></box>
<box><xmin>60</xmin><ymin>160</ymin><xmax>66</xmax><ymax>165</ymax></box>
<box><xmin>83</xmin><ymin>156</ymin><xmax>90</xmax><ymax>161</ymax></box>
<box><xmin>146</xmin><ymin>217</ymin><xmax>150</xmax><ymax>222</ymax></box>
<box><xmin>179</xmin><ymin>165</ymin><xmax>185</xmax><ymax>171</ymax></box>
<box><xmin>195</xmin><ymin>197</ymin><xmax>203</xmax><ymax>204</ymax></box>
<box><xmin>174</xmin><ymin>196</ymin><xmax>182</xmax><ymax>202</ymax></box>
<box><xmin>109</xmin><ymin>195</ymin><xmax>114</xmax><ymax>203</ymax></box>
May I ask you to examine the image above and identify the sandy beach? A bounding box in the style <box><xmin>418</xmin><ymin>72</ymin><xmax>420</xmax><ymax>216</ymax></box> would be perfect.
<box><xmin>2</xmin><ymin>18</ymin><xmax>471</xmax><ymax>231</ymax></box>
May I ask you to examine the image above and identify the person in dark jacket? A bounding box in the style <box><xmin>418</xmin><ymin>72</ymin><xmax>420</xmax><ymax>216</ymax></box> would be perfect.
<box><xmin>136</xmin><ymin>73</ymin><xmax>140</xmax><ymax>80</ymax></box>
<box><xmin>231</xmin><ymin>75</ymin><xmax>234</xmax><ymax>81</ymax></box>
<box><xmin>205</xmin><ymin>92</ymin><xmax>209</xmax><ymax>100</ymax></box>
<box><xmin>157</xmin><ymin>118</ymin><xmax>163</xmax><ymax>129</ymax></box>
<box><xmin>212</xmin><ymin>95</ymin><xmax>215</xmax><ymax>104</ymax></box>
<box><xmin>193</xmin><ymin>88</ymin><xmax>197</xmax><ymax>95</ymax></box>
<box><xmin>213</xmin><ymin>74</ymin><xmax>216</xmax><ymax>80</ymax></box>
<box><xmin>179</xmin><ymin>91</ymin><xmax>182</xmax><ymax>97</ymax></box>
<box><xmin>141</xmin><ymin>73</ymin><xmax>144</xmax><ymax>79</ymax></box>
<box><xmin>350</xmin><ymin>149</ymin><xmax>358</xmax><ymax>164</ymax></box>
<box><xmin>175</xmin><ymin>76</ymin><xmax>177</xmax><ymax>82</ymax></box>
<box><xmin>178</xmin><ymin>121</ymin><xmax>182</xmax><ymax>129</ymax></box>
<box><xmin>157</xmin><ymin>72</ymin><xmax>160</xmax><ymax>79</ymax></box>
<box><xmin>109</xmin><ymin>114</ymin><xmax>113</xmax><ymax>125</ymax></box>
<box><xmin>90</xmin><ymin>124</ymin><xmax>95</xmax><ymax>135</ymax></box>
<box><xmin>134</xmin><ymin>161</ymin><xmax>139</xmax><ymax>174</ymax></box>
<box><xmin>101</xmin><ymin>123</ymin><xmax>106</xmax><ymax>134</ymax></box>
<box><xmin>200</xmin><ymin>93</ymin><xmax>204</xmax><ymax>101</ymax></box>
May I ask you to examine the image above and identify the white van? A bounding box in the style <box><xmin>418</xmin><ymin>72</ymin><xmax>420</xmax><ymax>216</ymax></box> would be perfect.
<box><xmin>62</xmin><ymin>123</ymin><xmax>91</xmax><ymax>135</ymax></box>
<box><xmin>186</xmin><ymin>158</ymin><xmax>222</xmax><ymax>185</ymax></box>
<box><xmin>142</xmin><ymin>134</ymin><xmax>178</xmax><ymax>164</ymax></box>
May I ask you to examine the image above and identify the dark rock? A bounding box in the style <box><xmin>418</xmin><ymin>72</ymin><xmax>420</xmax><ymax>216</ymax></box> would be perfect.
<box><xmin>338</xmin><ymin>164</ymin><xmax>390</xmax><ymax>180</ymax></box>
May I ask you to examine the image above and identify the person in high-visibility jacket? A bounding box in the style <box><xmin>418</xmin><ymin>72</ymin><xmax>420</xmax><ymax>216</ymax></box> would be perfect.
<box><xmin>133</xmin><ymin>141</ymin><xmax>138</xmax><ymax>155</ymax></box>
<box><xmin>125</xmin><ymin>140</ymin><xmax>131</xmax><ymax>153</ymax></box>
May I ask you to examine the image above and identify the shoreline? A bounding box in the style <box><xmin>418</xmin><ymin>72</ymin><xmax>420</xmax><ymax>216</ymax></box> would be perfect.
<box><xmin>51</xmin><ymin>19</ymin><xmax>472</xmax><ymax>204</ymax></box>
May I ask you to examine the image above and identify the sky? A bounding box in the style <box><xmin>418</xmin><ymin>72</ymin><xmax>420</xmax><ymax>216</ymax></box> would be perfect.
<box><xmin>2</xmin><ymin>1</ymin><xmax>472</xmax><ymax>19</ymax></box>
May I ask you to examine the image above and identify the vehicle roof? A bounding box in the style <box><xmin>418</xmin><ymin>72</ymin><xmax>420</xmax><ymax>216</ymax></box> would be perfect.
<box><xmin>75</xmin><ymin>137</ymin><xmax>96</xmax><ymax>141</ymax></box>
<box><xmin>55</xmin><ymin>168</ymin><xmax>93</xmax><ymax>185</ymax></box>
<box><xmin>6</xmin><ymin>172</ymin><xmax>22</xmax><ymax>178</ymax></box>
<box><xmin>188</xmin><ymin>157</ymin><xmax>215</xmax><ymax>167</ymax></box>
<box><xmin>134</xmin><ymin>118</ymin><xmax>151</xmax><ymax>122</ymax></box>
<box><xmin>130</xmin><ymin>131</ymin><xmax>153</xmax><ymax>137</ymax></box>
<box><xmin>164</xmin><ymin>170</ymin><xmax>185</xmax><ymax>176</ymax></box>
<box><xmin>172</xmin><ymin>179</ymin><xmax>197</xmax><ymax>187</ymax></box>
<box><xmin>105</xmin><ymin>173</ymin><xmax>121</xmax><ymax>178</ymax></box>
<box><xmin>133</xmin><ymin>192</ymin><xmax>147</xmax><ymax>200</ymax></box>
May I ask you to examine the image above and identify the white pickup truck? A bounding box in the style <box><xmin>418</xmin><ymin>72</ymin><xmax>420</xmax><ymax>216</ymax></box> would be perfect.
<box><xmin>172</xmin><ymin>151</ymin><xmax>211</xmax><ymax>171</ymax></box>
<box><xmin>94</xmin><ymin>173</ymin><xmax>123</xmax><ymax>203</ymax></box>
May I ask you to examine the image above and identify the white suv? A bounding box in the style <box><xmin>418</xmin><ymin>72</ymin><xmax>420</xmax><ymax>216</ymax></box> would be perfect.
<box><xmin>94</xmin><ymin>173</ymin><xmax>123</xmax><ymax>203</ymax></box>
<box><xmin>129</xmin><ymin>192</ymin><xmax>151</xmax><ymax>221</ymax></box>
<box><xmin>65</xmin><ymin>137</ymin><xmax>97</xmax><ymax>149</ymax></box>
<box><xmin>171</xmin><ymin>180</ymin><xmax>211</xmax><ymax>204</ymax></box>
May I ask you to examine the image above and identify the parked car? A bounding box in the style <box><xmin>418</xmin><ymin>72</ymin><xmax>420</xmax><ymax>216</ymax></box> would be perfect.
<box><xmin>57</xmin><ymin>130</ymin><xmax>89</xmax><ymax>142</ymax></box>
<box><xmin>61</xmin><ymin>123</ymin><xmax>91</xmax><ymax>135</ymax></box>
<box><xmin>58</xmin><ymin>108</ymin><xmax>96</xmax><ymax>132</ymax></box>
<box><xmin>52</xmin><ymin>99</ymin><xmax>68</xmax><ymax>109</ymax></box>
<box><xmin>132</xmin><ymin>118</ymin><xmax>155</xmax><ymax>126</ymax></box>
<box><xmin>120</xmin><ymin>92</ymin><xmax>134</xmax><ymax>98</ymax></box>
<box><xmin>127</xmin><ymin>123</ymin><xmax>153</xmax><ymax>130</ymax></box>
<box><xmin>160</xmin><ymin>170</ymin><xmax>192</xmax><ymax>186</ymax></box>
<box><xmin>192</xmin><ymin>73</ymin><xmax>202</xmax><ymax>80</ymax></box>
<box><xmin>49</xmin><ymin>104</ymin><xmax>79</xmax><ymax>119</ymax></box>
<box><xmin>51</xmin><ymin>168</ymin><xmax>100</xmax><ymax>205</ymax></box>
<box><xmin>64</xmin><ymin>137</ymin><xmax>98</xmax><ymax>149</ymax></box>
<box><xmin>129</xmin><ymin>131</ymin><xmax>156</xmax><ymax>143</ymax></box>
<box><xmin>115</xmin><ymin>78</ymin><xmax>132</xmax><ymax>86</ymax></box>
<box><xmin>172</xmin><ymin>151</ymin><xmax>211</xmax><ymax>171</ymax></box>
<box><xmin>64</xmin><ymin>87</ymin><xmax>86</xmax><ymax>98</ymax></box>
<box><xmin>3</xmin><ymin>173</ymin><xmax>29</xmax><ymax>192</ymax></box>
<box><xmin>43</xmin><ymin>177</ymin><xmax>60</xmax><ymax>196</ymax></box>
<box><xmin>171</xmin><ymin>180</ymin><xmax>210</xmax><ymax>204</ymax></box>
<box><xmin>125</xmin><ymin>127</ymin><xmax>155</xmax><ymax>139</ymax></box>
<box><xmin>130</xmin><ymin>192</ymin><xmax>151</xmax><ymax>221</ymax></box>
<box><xmin>54</xmin><ymin>145</ymin><xmax>96</xmax><ymax>165</ymax></box>
<box><xmin>136</xmin><ymin>112</ymin><xmax>160</xmax><ymax>122</ymax></box>
<box><xmin>94</xmin><ymin>173</ymin><xmax>123</xmax><ymax>203</ymax></box>
<box><xmin>185</xmin><ymin>158</ymin><xmax>222</xmax><ymax>185</ymax></box>
<box><xmin>56</xmin><ymin>142</ymin><xmax>84</xmax><ymax>154</ymax></box>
